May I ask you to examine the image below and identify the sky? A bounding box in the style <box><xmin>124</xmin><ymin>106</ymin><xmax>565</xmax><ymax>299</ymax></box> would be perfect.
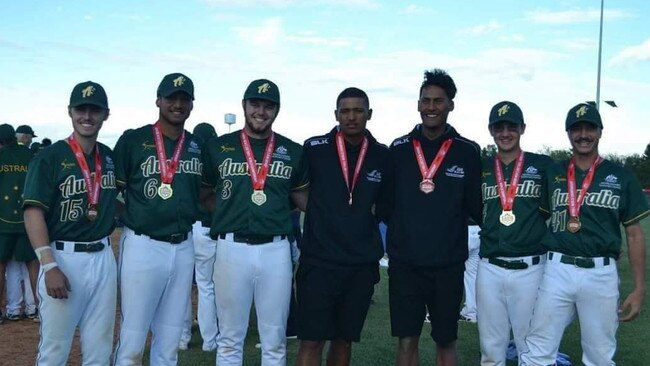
<box><xmin>1</xmin><ymin>0</ymin><xmax>649</xmax><ymax>155</ymax></box>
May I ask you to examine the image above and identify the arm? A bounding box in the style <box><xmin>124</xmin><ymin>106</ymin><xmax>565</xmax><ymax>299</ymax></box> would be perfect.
<box><xmin>200</xmin><ymin>185</ymin><xmax>216</xmax><ymax>213</ymax></box>
<box><xmin>291</xmin><ymin>189</ymin><xmax>309</xmax><ymax>212</ymax></box>
<box><xmin>619</xmin><ymin>222</ymin><xmax>646</xmax><ymax>321</ymax></box>
<box><xmin>24</xmin><ymin>206</ymin><xmax>71</xmax><ymax>299</ymax></box>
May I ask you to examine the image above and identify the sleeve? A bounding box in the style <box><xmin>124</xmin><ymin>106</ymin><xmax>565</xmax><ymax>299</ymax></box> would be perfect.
<box><xmin>112</xmin><ymin>133</ymin><xmax>130</xmax><ymax>188</ymax></box>
<box><xmin>621</xmin><ymin>168</ymin><xmax>650</xmax><ymax>226</ymax></box>
<box><xmin>201</xmin><ymin>137</ymin><xmax>217</xmax><ymax>187</ymax></box>
<box><xmin>375</xmin><ymin>146</ymin><xmax>395</xmax><ymax>224</ymax></box>
<box><xmin>538</xmin><ymin>155</ymin><xmax>554</xmax><ymax>217</ymax></box>
<box><xmin>464</xmin><ymin>146</ymin><xmax>483</xmax><ymax>226</ymax></box>
<box><xmin>22</xmin><ymin>154</ymin><xmax>56</xmax><ymax>211</ymax></box>
<box><xmin>291</xmin><ymin>145</ymin><xmax>309</xmax><ymax>191</ymax></box>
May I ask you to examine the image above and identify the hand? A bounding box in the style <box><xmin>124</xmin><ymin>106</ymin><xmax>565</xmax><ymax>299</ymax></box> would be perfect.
<box><xmin>44</xmin><ymin>267</ymin><xmax>72</xmax><ymax>299</ymax></box>
<box><xmin>618</xmin><ymin>289</ymin><xmax>645</xmax><ymax>322</ymax></box>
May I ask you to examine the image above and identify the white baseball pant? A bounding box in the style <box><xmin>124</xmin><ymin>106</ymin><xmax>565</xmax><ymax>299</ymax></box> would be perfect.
<box><xmin>519</xmin><ymin>252</ymin><xmax>619</xmax><ymax>366</ymax></box>
<box><xmin>114</xmin><ymin>228</ymin><xmax>194</xmax><ymax>366</ymax></box>
<box><xmin>476</xmin><ymin>255</ymin><xmax>545</xmax><ymax>365</ymax></box>
<box><xmin>5</xmin><ymin>260</ymin><xmax>36</xmax><ymax>316</ymax></box>
<box><xmin>36</xmin><ymin>237</ymin><xmax>116</xmax><ymax>366</ymax></box>
<box><xmin>214</xmin><ymin>235</ymin><xmax>292</xmax><ymax>366</ymax></box>
<box><xmin>460</xmin><ymin>225</ymin><xmax>480</xmax><ymax>321</ymax></box>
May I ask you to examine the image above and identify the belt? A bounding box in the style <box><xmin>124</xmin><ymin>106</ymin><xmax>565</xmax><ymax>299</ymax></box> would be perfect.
<box><xmin>216</xmin><ymin>233</ymin><xmax>287</xmax><ymax>245</ymax></box>
<box><xmin>487</xmin><ymin>255</ymin><xmax>542</xmax><ymax>270</ymax></box>
<box><xmin>54</xmin><ymin>239</ymin><xmax>108</xmax><ymax>253</ymax></box>
<box><xmin>136</xmin><ymin>232</ymin><xmax>189</xmax><ymax>244</ymax></box>
<box><xmin>548</xmin><ymin>252</ymin><xmax>611</xmax><ymax>269</ymax></box>
<box><xmin>201</xmin><ymin>221</ymin><xmax>211</xmax><ymax>228</ymax></box>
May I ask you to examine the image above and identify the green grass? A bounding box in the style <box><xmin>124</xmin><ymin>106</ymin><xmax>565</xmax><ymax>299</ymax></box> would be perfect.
<box><xmin>173</xmin><ymin>218</ymin><xmax>650</xmax><ymax>365</ymax></box>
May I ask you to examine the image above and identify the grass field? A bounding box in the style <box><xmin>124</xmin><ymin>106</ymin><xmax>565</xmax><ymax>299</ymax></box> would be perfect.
<box><xmin>174</xmin><ymin>218</ymin><xmax>650</xmax><ymax>365</ymax></box>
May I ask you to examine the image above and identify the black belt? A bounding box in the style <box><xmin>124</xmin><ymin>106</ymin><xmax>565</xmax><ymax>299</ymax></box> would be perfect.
<box><xmin>55</xmin><ymin>241</ymin><xmax>106</xmax><ymax>253</ymax></box>
<box><xmin>488</xmin><ymin>255</ymin><xmax>541</xmax><ymax>270</ymax></box>
<box><xmin>140</xmin><ymin>232</ymin><xmax>189</xmax><ymax>244</ymax></box>
<box><xmin>216</xmin><ymin>233</ymin><xmax>287</xmax><ymax>245</ymax></box>
<box><xmin>201</xmin><ymin>221</ymin><xmax>211</xmax><ymax>228</ymax></box>
<box><xmin>549</xmin><ymin>252</ymin><xmax>610</xmax><ymax>269</ymax></box>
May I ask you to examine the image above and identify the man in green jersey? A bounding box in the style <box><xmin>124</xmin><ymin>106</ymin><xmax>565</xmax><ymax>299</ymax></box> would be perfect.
<box><xmin>202</xmin><ymin>78</ymin><xmax>309</xmax><ymax>365</ymax></box>
<box><xmin>520</xmin><ymin>103</ymin><xmax>649</xmax><ymax>366</ymax></box>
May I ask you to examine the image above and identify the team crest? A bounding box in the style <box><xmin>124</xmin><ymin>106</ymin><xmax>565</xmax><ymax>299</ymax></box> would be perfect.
<box><xmin>366</xmin><ymin>170</ymin><xmax>382</xmax><ymax>182</ymax></box>
<box><xmin>600</xmin><ymin>174</ymin><xmax>621</xmax><ymax>189</ymax></box>
<box><xmin>554</xmin><ymin>175</ymin><xmax>566</xmax><ymax>183</ymax></box>
<box><xmin>575</xmin><ymin>105</ymin><xmax>588</xmax><ymax>118</ymax></box>
<box><xmin>142</xmin><ymin>141</ymin><xmax>156</xmax><ymax>151</ymax></box>
<box><xmin>257</xmin><ymin>83</ymin><xmax>270</xmax><ymax>94</ymax></box>
<box><xmin>173</xmin><ymin>76</ymin><xmax>186</xmax><ymax>87</ymax></box>
<box><xmin>60</xmin><ymin>159</ymin><xmax>76</xmax><ymax>170</ymax></box>
<box><xmin>445</xmin><ymin>165</ymin><xmax>465</xmax><ymax>178</ymax></box>
<box><xmin>221</xmin><ymin>144</ymin><xmax>235</xmax><ymax>153</ymax></box>
<box><xmin>273</xmin><ymin>145</ymin><xmax>291</xmax><ymax>161</ymax></box>
<box><xmin>497</xmin><ymin>104</ymin><xmax>510</xmax><ymax>116</ymax></box>
<box><xmin>188</xmin><ymin>140</ymin><xmax>201</xmax><ymax>154</ymax></box>
<box><xmin>81</xmin><ymin>86</ymin><xmax>95</xmax><ymax>98</ymax></box>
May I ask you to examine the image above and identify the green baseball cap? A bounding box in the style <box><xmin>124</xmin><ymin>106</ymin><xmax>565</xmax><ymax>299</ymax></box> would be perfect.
<box><xmin>0</xmin><ymin>124</ymin><xmax>15</xmax><ymax>140</ymax></box>
<box><xmin>193</xmin><ymin>122</ymin><xmax>217</xmax><ymax>142</ymax></box>
<box><xmin>157</xmin><ymin>73</ymin><xmax>194</xmax><ymax>100</ymax></box>
<box><xmin>16</xmin><ymin>124</ymin><xmax>37</xmax><ymax>137</ymax></box>
<box><xmin>69</xmin><ymin>81</ymin><xmax>108</xmax><ymax>110</ymax></box>
<box><xmin>489</xmin><ymin>101</ymin><xmax>524</xmax><ymax>126</ymax></box>
<box><xmin>243</xmin><ymin>79</ymin><xmax>280</xmax><ymax>105</ymax></box>
<box><xmin>565</xmin><ymin>103</ymin><xmax>603</xmax><ymax>131</ymax></box>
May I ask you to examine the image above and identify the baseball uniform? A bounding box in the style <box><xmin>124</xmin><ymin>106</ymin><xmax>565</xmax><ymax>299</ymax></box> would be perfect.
<box><xmin>202</xmin><ymin>127</ymin><xmax>308</xmax><ymax>365</ymax></box>
<box><xmin>459</xmin><ymin>223</ymin><xmax>480</xmax><ymax>323</ymax></box>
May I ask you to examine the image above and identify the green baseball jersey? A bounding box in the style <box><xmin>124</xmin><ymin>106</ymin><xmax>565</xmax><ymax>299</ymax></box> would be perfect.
<box><xmin>22</xmin><ymin>140</ymin><xmax>118</xmax><ymax>241</ymax></box>
<box><xmin>480</xmin><ymin>152</ymin><xmax>553</xmax><ymax>258</ymax></box>
<box><xmin>544</xmin><ymin>158</ymin><xmax>650</xmax><ymax>258</ymax></box>
<box><xmin>113</xmin><ymin>124</ymin><xmax>203</xmax><ymax>236</ymax></box>
<box><xmin>202</xmin><ymin>130</ymin><xmax>308</xmax><ymax>237</ymax></box>
<box><xmin>0</xmin><ymin>143</ymin><xmax>32</xmax><ymax>233</ymax></box>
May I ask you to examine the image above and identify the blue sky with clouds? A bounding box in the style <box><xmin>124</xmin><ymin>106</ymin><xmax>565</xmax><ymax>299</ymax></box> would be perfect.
<box><xmin>2</xmin><ymin>0</ymin><xmax>649</xmax><ymax>155</ymax></box>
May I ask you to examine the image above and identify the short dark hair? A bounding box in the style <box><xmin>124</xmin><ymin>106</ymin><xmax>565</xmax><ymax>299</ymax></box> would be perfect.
<box><xmin>336</xmin><ymin>87</ymin><xmax>369</xmax><ymax>109</ymax></box>
<box><xmin>41</xmin><ymin>138</ymin><xmax>52</xmax><ymax>147</ymax></box>
<box><xmin>420</xmin><ymin>69</ymin><xmax>457</xmax><ymax>100</ymax></box>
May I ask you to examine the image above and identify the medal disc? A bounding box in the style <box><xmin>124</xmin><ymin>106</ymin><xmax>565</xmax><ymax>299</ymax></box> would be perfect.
<box><xmin>86</xmin><ymin>204</ymin><xmax>98</xmax><ymax>221</ymax></box>
<box><xmin>419</xmin><ymin>179</ymin><xmax>435</xmax><ymax>194</ymax></box>
<box><xmin>567</xmin><ymin>217</ymin><xmax>581</xmax><ymax>233</ymax></box>
<box><xmin>499</xmin><ymin>210</ymin><xmax>516</xmax><ymax>226</ymax></box>
<box><xmin>251</xmin><ymin>190</ymin><xmax>267</xmax><ymax>206</ymax></box>
<box><xmin>158</xmin><ymin>183</ymin><xmax>173</xmax><ymax>200</ymax></box>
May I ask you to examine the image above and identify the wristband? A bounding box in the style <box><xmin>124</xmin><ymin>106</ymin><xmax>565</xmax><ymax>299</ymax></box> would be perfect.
<box><xmin>42</xmin><ymin>262</ymin><xmax>58</xmax><ymax>273</ymax></box>
<box><xmin>34</xmin><ymin>246</ymin><xmax>52</xmax><ymax>261</ymax></box>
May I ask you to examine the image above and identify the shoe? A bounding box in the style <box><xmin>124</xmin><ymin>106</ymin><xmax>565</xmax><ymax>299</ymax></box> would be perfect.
<box><xmin>26</xmin><ymin>310</ymin><xmax>38</xmax><ymax>320</ymax></box>
<box><xmin>459</xmin><ymin>314</ymin><xmax>477</xmax><ymax>323</ymax></box>
<box><xmin>5</xmin><ymin>313</ymin><xmax>21</xmax><ymax>321</ymax></box>
<box><xmin>178</xmin><ymin>340</ymin><xmax>189</xmax><ymax>351</ymax></box>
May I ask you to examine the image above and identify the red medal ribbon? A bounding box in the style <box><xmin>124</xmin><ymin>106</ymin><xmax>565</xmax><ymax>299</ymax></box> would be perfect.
<box><xmin>66</xmin><ymin>135</ymin><xmax>102</xmax><ymax>207</ymax></box>
<box><xmin>494</xmin><ymin>151</ymin><xmax>525</xmax><ymax>211</ymax></box>
<box><xmin>567</xmin><ymin>156</ymin><xmax>603</xmax><ymax>218</ymax></box>
<box><xmin>412</xmin><ymin>138</ymin><xmax>453</xmax><ymax>183</ymax></box>
<box><xmin>240</xmin><ymin>130</ymin><xmax>276</xmax><ymax>190</ymax></box>
<box><xmin>336</xmin><ymin>131</ymin><xmax>369</xmax><ymax>205</ymax></box>
<box><xmin>152</xmin><ymin>122</ymin><xmax>186</xmax><ymax>185</ymax></box>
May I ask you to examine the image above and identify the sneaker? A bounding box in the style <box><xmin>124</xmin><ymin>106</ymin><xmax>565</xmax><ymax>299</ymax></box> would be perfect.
<box><xmin>26</xmin><ymin>310</ymin><xmax>38</xmax><ymax>320</ymax></box>
<box><xmin>178</xmin><ymin>340</ymin><xmax>189</xmax><ymax>351</ymax></box>
<box><xmin>459</xmin><ymin>314</ymin><xmax>477</xmax><ymax>323</ymax></box>
<box><xmin>5</xmin><ymin>313</ymin><xmax>22</xmax><ymax>321</ymax></box>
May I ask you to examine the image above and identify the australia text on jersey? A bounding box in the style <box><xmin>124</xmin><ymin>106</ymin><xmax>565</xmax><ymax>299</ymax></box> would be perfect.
<box><xmin>217</xmin><ymin>158</ymin><xmax>293</xmax><ymax>180</ymax></box>
<box><xmin>139</xmin><ymin>156</ymin><xmax>203</xmax><ymax>178</ymax></box>
<box><xmin>60</xmin><ymin>172</ymin><xmax>117</xmax><ymax>199</ymax></box>
<box><xmin>481</xmin><ymin>180</ymin><xmax>542</xmax><ymax>201</ymax></box>
<box><xmin>551</xmin><ymin>188</ymin><xmax>620</xmax><ymax>210</ymax></box>
<box><xmin>0</xmin><ymin>164</ymin><xmax>28</xmax><ymax>172</ymax></box>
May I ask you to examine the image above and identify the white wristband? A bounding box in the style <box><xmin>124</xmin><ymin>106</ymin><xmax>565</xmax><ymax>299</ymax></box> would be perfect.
<box><xmin>42</xmin><ymin>262</ymin><xmax>58</xmax><ymax>273</ymax></box>
<box><xmin>34</xmin><ymin>246</ymin><xmax>52</xmax><ymax>261</ymax></box>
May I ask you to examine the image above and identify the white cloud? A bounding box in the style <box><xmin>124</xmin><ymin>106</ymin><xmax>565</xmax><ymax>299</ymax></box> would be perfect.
<box><xmin>400</xmin><ymin>4</ymin><xmax>427</xmax><ymax>15</ymax></box>
<box><xmin>499</xmin><ymin>34</ymin><xmax>526</xmax><ymax>43</ymax></box>
<box><xmin>526</xmin><ymin>8</ymin><xmax>633</xmax><ymax>25</ymax></box>
<box><xmin>609</xmin><ymin>38</ymin><xmax>650</xmax><ymax>66</ymax></box>
<box><xmin>232</xmin><ymin>17</ymin><xmax>283</xmax><ymax>46</ymax></box>
<box><xmin>457</xmin><ymin>20</ymin><xmax>501</xmax><ymax>36</ymax></box>
<box><xmin>551</xmin><ymin>37</ymin><xmax>597</xmax><ymax>51</ymax></box>
<box><xmin>202</xmin><ymin>0</ymin><xmax>378</xmax><ymax>8</ymax></box>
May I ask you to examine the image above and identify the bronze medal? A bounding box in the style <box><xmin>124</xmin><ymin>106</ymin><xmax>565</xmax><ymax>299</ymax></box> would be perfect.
<box><xmin>86</xmin><ymin>204</ymin><xmax>98</xmax><ymax>221</ymax></box>
<box><xmin>499</xmin><ymin>210</ymin><xmax>516</xmax><ymax>226</ymax></box>
<box><xmin>251</xmin><ymin>190</ymin><xmax>267</xmax><ymax>206</ymax></box>
<box><xmin>567</xmin><ymin>216</ymin><xmax>581</xmax><ymax>233</ymax></box>
<box><xmin>419</xmin><ymin>179</ymin><xmax>435</xmax><ymax>194</ymax></box>
<box><xmin>158</xmin><ymin>183</ymin><xmax>173</xmax><ymax>200</ymax></box>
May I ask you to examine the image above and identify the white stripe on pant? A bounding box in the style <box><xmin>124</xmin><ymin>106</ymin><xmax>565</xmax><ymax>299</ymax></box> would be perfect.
<box><xmin>214</xmin><ymin>236</ymin><xmax>292</xmax><ymax>366</ymax></box>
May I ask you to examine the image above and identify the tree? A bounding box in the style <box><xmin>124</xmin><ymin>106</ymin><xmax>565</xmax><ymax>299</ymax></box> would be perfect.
<box><xmin>481</xmin><ymin>144</ymin><xmax>497</xmax><ymax>159</ymax></box>
<box><xmin>539</xmin><ymin>145</ymin><xmax>572</xmax><ymax>161</ymax></box>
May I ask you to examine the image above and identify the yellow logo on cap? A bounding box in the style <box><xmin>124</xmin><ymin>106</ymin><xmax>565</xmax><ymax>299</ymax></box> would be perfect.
<box><xmin>575</xmin><ymin>105</ymin><xmax>588</xmax><ymax>118</ymax></box>
<box><xmin>257</xmin><ymin>83</ymin><xmax>270</xmax><ymax>94</ymax></box>
<box><xmin>81</xmin><ymin>86</ymin><xmax>95</xmax><ymax>98</ymax></box>
<box><xmin>497</xmin><ymin>104</ymin><xmax>510</xmax><ymax>116</ymax></box>
<box><xmin>173</xmin><ymin>76</ymin><xmax>185</xmax><ymax>87</ymax></box>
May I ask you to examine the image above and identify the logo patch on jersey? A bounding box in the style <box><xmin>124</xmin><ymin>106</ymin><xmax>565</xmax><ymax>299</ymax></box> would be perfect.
<box><xmin>445</xmin><ymin>165</ymin><xmax>465</xmax><ymax>178</ymax></box>
<box><xmin>105</xmin><ymin>156</ymin><xmax>115</xmax><ymax>170</ymax></box>
<box><xmin>188</xmin><ymin>140</ymin><xmax>201</xmax><ymax>154</ymax></box>
<box><xmin>481</xmin><ymin>171</ymin><xmax>492</xmax><ymax>178</ymax></box>
<box><xmin>142</xmin><ymin>141</ymin><xmax>156</xmax><ymax>151</ymax></box>
<box><xmin>60</xmin><ymin>159</ymin><xmax>76</xmax><ymax>171</ymax></box>
<box><xmin>272</xmin><ymin>145</ymin><xmax>291</xmax><ymax>161</ymax></box>
<box><xmin>392</xmin><ymin>137</ymin><xmax>410</xmax><ymax>147</ymax></box>
<box><xmin>221</xmin><ymin>144</ymin><xmax>236</xmax><ymax>153</ymax></box>
<box><xmin>366</xmin><ymin>170</ymin><xmax>382</xmax><ymax>183</ymax></box>
<box><xmin>521</xmin><ymin>165</ymin><xmax>541</xmax><ymax>179</ymax></box>
<box><xmin>599</xmin><ymin>174</ymin><xmax>621</xmax><ymax>189</ymax></box>
<box><xmin>310</xmin><ymin>138</ymin><xmax>329</xmax><ymax>146</ymax></box>
<box><xmin>554</xmin><ymin>175</ymin><xmax>566</xmax><ymax>183</ymax></box>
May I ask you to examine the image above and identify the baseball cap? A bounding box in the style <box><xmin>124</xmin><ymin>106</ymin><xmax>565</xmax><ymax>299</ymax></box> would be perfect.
<box><xmin>157</xmin><ymin>73</ymin><xmax>194</xmax><ymax>100</ymax></box>
<box><xmin>69</xmin><ymin>81</ymin><xmax>109</xmax><ymax>110</ymax></box>
<box><xmin>243</xmin><ymin>79</ymin><xmax>280</xmax><ymax>105</ymax></box>
<box><xmin>16</xmin><ymin>124</ymin><xmax>37</xmax><ymax>137</ymax></box>
<box><xmin>0</xmin><ymin>124</ymin><xmax>16</xmax><ymax>140</ymax></box>
<box><xmin>193</xmin><ymin>122</ymin><xmax>217</xmax><ymax>142</ymax></box>
<box><xmin>565</xmin><ymin>103</ymin><xmax>603</xmax><ymax>131</ymax></box>
<box><xmin>489</xmin><ymin>101</ymin><xmax>524</xmax><ymax>126</ymax></box>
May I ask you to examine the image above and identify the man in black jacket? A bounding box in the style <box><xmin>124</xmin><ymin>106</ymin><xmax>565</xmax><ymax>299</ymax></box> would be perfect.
<box><xmin>296</xmin><ymin>87</ymin><xmax>389</xmax><ymax>366</ymax></box>
<box><xmin>379</xmin><ymin>69</ymin><xmax>482</xmax><ymax>366</ymax></box>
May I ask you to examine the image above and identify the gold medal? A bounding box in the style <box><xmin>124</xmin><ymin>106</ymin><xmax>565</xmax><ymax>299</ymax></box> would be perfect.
<box><xmin>499</xmin><ymin>210</ymin><xmax>516</xmax><ymax>226</ymax></box>
<box><xmin>86</xmin><ymin>204</ymin><xmax>98</xmax><ymax>221</ymax></box>
<box><xmin>251</xmin><ymin>190</ymin><xmax>267</xmax><ymax>206</ymax></box>
<box><xmin>158</xmin><ymin>183</ymin><xmax>173</xmax><ymax>200</ymax></box>
<box><xmin>567</xmin><ymin>216</ymin><xmax>581</xmax><ymax>233</ymax></box>
<box><xmin>419</xmin><ymin>179</ymin><xmax>435</xmax><ymax>194</ymax></box>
